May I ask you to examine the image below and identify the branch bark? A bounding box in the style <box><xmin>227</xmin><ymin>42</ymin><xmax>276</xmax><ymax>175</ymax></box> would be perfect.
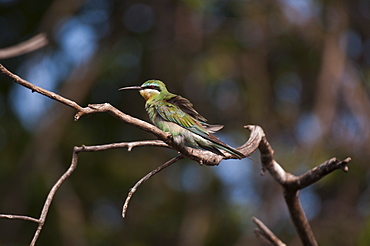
<box><xmin>0</xmin><ymin>140</ymin><xmax>178</xmax><ymax>246</ymax></box>
<box><xmin>252</xmin><ymin>217</ymin><xmax>287</xmax><ymax>246</ymax></box>
<box><xmin>253</xmin><ymin>125</ymin><xmax>351</xmax><ymax>245</ymax></box>
<box><xmin>122</xmin><ymin>154</ymin><xmax>185</xmax><ymax>218</ymax></box>
<box><xmin>0</xmin><ymin>63</ymin><xmax>259</xmax><ymax>165</ymax></box>
<box><xmin>0</xmin><ymin>63</ymin><xmax>352</xmax><ymax>246</ymax></box>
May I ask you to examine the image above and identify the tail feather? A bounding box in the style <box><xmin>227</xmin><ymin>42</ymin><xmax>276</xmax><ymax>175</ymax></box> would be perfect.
<box><xmin>212</xmin><ymin>142</ymin><xmax>245</xmax><ymax>159</ymax></box>
<box><xmin>204</xmin><ymin>134</ymin><xmax>245</xmax><ymax>159</ymax></box>
<box><xmin>199</xmin><ymin>144</ymin><xmax>226</xmax><ymax>157</ymax></box>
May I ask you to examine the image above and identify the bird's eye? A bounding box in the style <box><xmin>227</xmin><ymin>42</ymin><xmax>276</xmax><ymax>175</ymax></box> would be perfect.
<box><xmin>145</xmin><ymin>85</ymin><xmax>160</xmax><ymax>91</ymax></box>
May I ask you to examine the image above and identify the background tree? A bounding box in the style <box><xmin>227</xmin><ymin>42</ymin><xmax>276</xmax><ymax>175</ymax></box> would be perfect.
<box><xmin>0</xmin><ymin>0</ymin><xmax>369</xmax><ymax>245</ymax></box>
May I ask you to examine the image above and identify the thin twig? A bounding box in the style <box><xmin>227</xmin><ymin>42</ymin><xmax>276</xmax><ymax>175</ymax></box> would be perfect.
<box><xmin>76</xmin><ymin>140</ymin><xmax>169</xmax><ymax>152</ymax></box>
<box><xmin>0</xmin><ymin>63</ymin><xmax>82</xmax><ymax>110</ymax></box>
<box><xmin>1</xmin><ymin>62</ymin><xmax>353</xmax><ymax>246</ymax></box>
<box><xmin>0</xmin><ymin>214</ymin><xmax>40</xmax><ymax>224</ymax></box>
<box><xmin>0</xmin><ymin>140</ymin><xmax>179</xmax><ymax>246</ymax></box>
<box><xmin>252</xmin><ymin>217</ymin><xmax>287</xmax><ymax>246</ymax></box>
<box><xmin>29</xmin><ymin>148</ymin><xmax>79</xmax><ymax>246</ymax></box>
<box><xmin>122</xmin><ymin>154</ymin><xmax>184</xmax><ymax>218</ymax></box>
<box><xmin>0</xmin><ymin>33</ymin><xmax>48</xmax><ymax>59</ymax></box>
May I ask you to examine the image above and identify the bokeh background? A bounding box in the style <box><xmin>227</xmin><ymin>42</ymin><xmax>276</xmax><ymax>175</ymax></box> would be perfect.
<box><xmin>0</xmin><ymin>0</ymin><xmax>369</xmax><ymax>245</ymax></box>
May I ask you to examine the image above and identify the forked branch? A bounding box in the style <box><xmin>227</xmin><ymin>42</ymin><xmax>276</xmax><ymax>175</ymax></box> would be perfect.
<box><xmin>252</xmin><ymin>125</ymin><xmax>351</xmax><ymax>245</ymax></box>
<box><xmin>0</xmin><ymin>63</ymin><xmax>352</xmax><ymax>246</ymax></box>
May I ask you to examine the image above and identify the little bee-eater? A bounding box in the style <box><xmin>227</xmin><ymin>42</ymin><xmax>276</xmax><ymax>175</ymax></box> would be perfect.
<box><xmin>119</xmin><ymin>80</ymin><xmax>245</xmax><ymax>159</ymax></box>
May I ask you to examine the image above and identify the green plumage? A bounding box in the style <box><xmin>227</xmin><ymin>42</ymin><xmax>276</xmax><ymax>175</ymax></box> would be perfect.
<box><xmin>120</xmin><ymin>80</ymin><xmax>245</xmax><ymax>159</ymax></box>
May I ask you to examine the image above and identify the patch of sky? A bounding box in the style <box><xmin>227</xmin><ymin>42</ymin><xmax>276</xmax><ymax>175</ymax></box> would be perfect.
<box><xmin>165</xmin><ymin>161</ymin><xmax>212</xmax><ymax>193</ymax></box>
<box><xmin>181</xmin><ymin>164</ymin><xmax>211</xmax><ymax>192</ymax></box>
<box><xmin>279</xmin><ymin>0</ymin><xmax>320</xmax><ymax>25</ymax></box>
<box><xmin>295</xmin><ymin>113</ymin><xmax>322</xmax><ymax>145</ymax></box>
<box><xmin>214</xmin><ymin>157</ymin><xmax>260</xmax><ymax>207</ymax></box>
<box><xmin>9</xmin><ymin>54</ymin><xmax>60</xmax><ymax>130</ymax></box>
<box><xmin>56</xmin><ymin>18</ymin><xmax>98</xmax><ymax>65</ymax></box>
<box><xmin>300</xmin><ymin>187</ymin><xmax>321</xmax><ymax>220</ymax></box>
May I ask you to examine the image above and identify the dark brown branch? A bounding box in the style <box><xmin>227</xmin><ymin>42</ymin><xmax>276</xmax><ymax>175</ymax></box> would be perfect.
<box><xmin>74</xmin><ymin>103</ymin><xmax>261</xmax><ymax>165</ymax></box>
<box><xmin>284</xmin><ymin>190</ymin><xmax>317</xmax><ymax>246</ymax></box>
<box><xmin>0</xmin><ymin>140</ymin><xmax>182</xmax><ymax>246</ymax></box>
<box><xmin>252</xmin><ymin>124</ymin><xmax>351</xmax><ymax>246</ymax></box>
<box><xmin>0</xmin><ymin>33</ymin><xmax>48</xmax><ymax>59</ymax></box>
<box><xmin>287</xmin><ymin>157</ymin><xmax>351</xmax><ymax>190</ymax></box>
<box><xmin>252</xmin><ymin>217</ymin><xmax>287</xmax><ymax>246</ymax></box>
<box><xmin>0</xmin><ymin>63</ymin><xmax>259</xmax><ymax>166</ymax></box>
<box><xmin>1</xmin><ymin>63</ymin><xmax>353</xmax><ymax>246</ymax></box>
<box><xmin>122</xmin><ymin>154</ymin><xmax>185</xmax><ymax>218</ymax></box>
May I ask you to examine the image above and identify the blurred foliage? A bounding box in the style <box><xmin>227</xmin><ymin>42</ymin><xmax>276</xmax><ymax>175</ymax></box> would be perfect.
<box><xmin>0</xmin><ymin>0</ymin><xmax>370</xmax><ymax>245</ymax></box>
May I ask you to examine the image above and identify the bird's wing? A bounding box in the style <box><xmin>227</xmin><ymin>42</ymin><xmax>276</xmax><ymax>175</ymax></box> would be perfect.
<box><xmin>166</xmin><ymin>95</ymin><xmax>224</xmax><ymax>133</ymax></box>
<box><xmin>155</xmin><ymin>101</ymin><xmax>210</xmax><ymax>138</ymax></box>
<box><xmin>167</xmin><ymin>95</ymin><xmax>207</xmax><ymax>122</ymax></box>
<box><xmin>154</xmin><ymin>100</ymin><xmax>245</xmax><ymax>159</ymax></box>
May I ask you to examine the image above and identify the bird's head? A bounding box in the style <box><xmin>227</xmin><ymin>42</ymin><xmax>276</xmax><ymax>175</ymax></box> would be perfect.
<box><xmin>119</xmin><ymin>80</ymin><xmax>168</xmax><ymax>101</ymax></box>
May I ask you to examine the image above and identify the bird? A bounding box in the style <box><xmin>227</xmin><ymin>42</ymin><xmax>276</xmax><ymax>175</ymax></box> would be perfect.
<box><xmin>119</xmin><ymin>80</ymin><xmax>245</xmax><ymax>159</ymax></box>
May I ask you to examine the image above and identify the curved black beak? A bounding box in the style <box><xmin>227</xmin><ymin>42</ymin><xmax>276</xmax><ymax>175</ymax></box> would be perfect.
<box><xmin>118</xmin><ymin>86</ymin><xmax>142</xmax><ymax>91</ymax></box>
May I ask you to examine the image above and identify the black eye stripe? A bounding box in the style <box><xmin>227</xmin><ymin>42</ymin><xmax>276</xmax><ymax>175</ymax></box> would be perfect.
<box><xmin>143</xmin><ymin>85</ymin><xmax>160</xmax><ymax>91</ymax></box>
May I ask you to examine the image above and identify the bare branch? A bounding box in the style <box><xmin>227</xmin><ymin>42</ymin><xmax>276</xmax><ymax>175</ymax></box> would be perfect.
<box><xmin>287</xmin><ymin>157</ymin><xmax>351</xmax><ymax>190</ymax></box>
<box><xmin>0</xmin><ymin>63</ymin><xmax>353</xmax><ymax>246</ymax></box>
<box><xmin>0</xmin><ymin>33</ymin><xmax>48</xmax><ymax>59</ymax></box>
<box><xmin>75</xmin><ymin>140</ymin><xmax>169</xmax><ymax>152</ymax></box>
<box><xmin>0</xmin><ymin>140</ymin><xmax>181</xmax><ymax>246</ymax></box>
<box><xmin>252</xmin><ymin>217</ymin><xmax>287</xmax><ymax>246</ymax></box>
<box><xmin>0</xmin><ymin>214</ymin><xmax>40</xmax><ymax>224</ymax></box>
<box><xmin>0</xmin><ymin>63</ymin><xmax>259</xmax><ymax>166</ymax></box>
<box><xmin>257</xmin><ymin>131</ymin><xmax>319</xmax><ymax>245</ymax></box>
<box><xmin>29</xmin><ymin>148</ymin><xmax>79</xmax><ymax>246</ymax></box>
<box><xmin>0</xmin><ymin>63</ymin><xmax>82</xmax><ymax>110</ymax></box>
<box><xmin>283</xmin><ymin>190</ymin><xmax>317</xmax><ymax>246</ymax></box>
<box><xmin>122</xmin><ymin>154</ymin><xmax>185</xmax><ymax>218</ymax></box>
<box><xmin>252</xmin><ymin>124</ymin><xmax>351</xmax><ymax>246</ymax></box>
